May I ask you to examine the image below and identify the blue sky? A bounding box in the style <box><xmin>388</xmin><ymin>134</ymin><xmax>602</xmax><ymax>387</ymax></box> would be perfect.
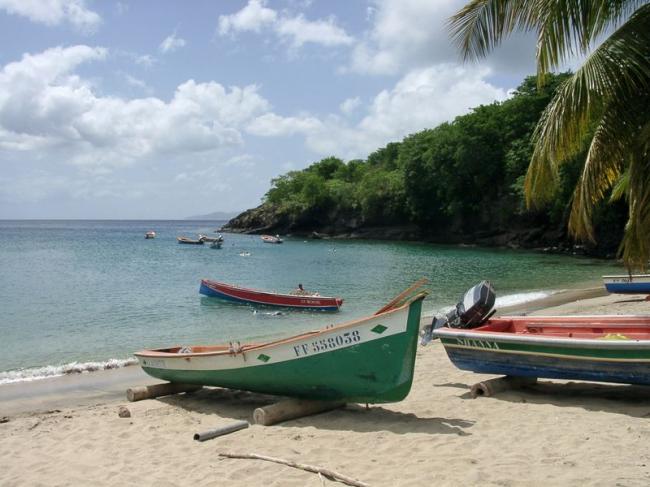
<box><xmin>0</xmin><ymin>0</ymin><xmax>540</xmax><ymax>219</ymax></box>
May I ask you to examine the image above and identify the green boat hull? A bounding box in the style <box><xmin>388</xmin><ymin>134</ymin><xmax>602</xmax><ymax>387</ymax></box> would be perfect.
<box><xmin>140</xmin><ymin>297</ymin><xmax>423</xmax><ymax>403</ymax></box>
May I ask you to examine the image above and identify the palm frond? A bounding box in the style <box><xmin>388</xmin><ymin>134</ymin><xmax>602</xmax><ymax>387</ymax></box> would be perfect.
<box><xmin>567</xmin><ymin>103</ymin><xmax>632</xmax><ymax>239</ymax></box>
<box><xmin>450</xmin><ymin>0</ymin><xmax>647</xmax><ymax>66</ymax></box>
<box><xmin>448</xmin><ymin>0</ymin><xmax>538</xmax><ymax>61</ymax></box>
<box><xmin>609</xmin><ymin>169</ymin><xmax>630</xmax><ymax>202</ymax></box>
<box><xmin>535</xmin><ymin>0</ymin><xmax>647</xmax><ymax>76</ymax></box>
<box><xmin>619</xmin><ymin>150</ymin><xmax>650</xmax><ymax>270</ymax></box>
<box><xmin>526</xmin><ymin>5</ymin><xmax>650</xmax><ymax>206</ymax></box>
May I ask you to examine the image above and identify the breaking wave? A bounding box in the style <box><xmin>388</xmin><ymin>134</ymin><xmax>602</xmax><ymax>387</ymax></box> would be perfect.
<box><xmin>0</xmin><ymin>357</ymin><xmax>137</xmax><ymax>385</ymax></box>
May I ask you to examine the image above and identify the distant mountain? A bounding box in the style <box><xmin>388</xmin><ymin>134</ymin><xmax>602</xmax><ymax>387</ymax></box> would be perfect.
<box><xmin>185</xmin><ymin>211</ymin><xmax>239</xmax><ymax>221</ymax></box>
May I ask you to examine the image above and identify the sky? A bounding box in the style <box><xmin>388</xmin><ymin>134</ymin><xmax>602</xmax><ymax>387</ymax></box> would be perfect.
<box><xmin>0</xmin><ymin>0</ymin><xmax>542</xmax><ymax>219</ymax></box>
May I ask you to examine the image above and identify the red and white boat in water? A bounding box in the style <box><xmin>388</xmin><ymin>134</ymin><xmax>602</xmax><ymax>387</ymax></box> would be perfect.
<box><xmin>199</xmin><ymin>279</ymin><xmax>343</xmax><ymax>311</ymax></box>
<box><xmin>261</xmin><ymin>234</ymin><xmax>283</xmax><ymax>244</ymax></box>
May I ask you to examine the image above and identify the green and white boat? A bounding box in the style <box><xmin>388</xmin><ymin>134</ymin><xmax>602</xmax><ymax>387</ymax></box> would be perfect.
<box><xmin>135</xmin><ymin>283</ymin><xmax>427</xmax><ymax>403</ymax></box>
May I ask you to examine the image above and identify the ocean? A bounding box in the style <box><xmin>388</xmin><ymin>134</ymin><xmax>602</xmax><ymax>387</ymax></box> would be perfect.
<box><xmin>0</xmin><ymin>220</ymin><xmax>623</xmax><ymax>384</ymax></box>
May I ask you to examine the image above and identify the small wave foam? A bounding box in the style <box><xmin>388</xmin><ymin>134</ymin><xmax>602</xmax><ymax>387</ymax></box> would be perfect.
<box><xmin>0</xmin><ymin>357</ymin><xmax>137</xmax><ymax>385</ymax></box>
<box><xmin>495</xmin><ymin>290</ymin><xmax>555</xmax><ymax>308</ymax></box>
<box><xmin>426</xmin><ymin>290</ymin><xmax>556</xmax><ymax>318</ymax></box>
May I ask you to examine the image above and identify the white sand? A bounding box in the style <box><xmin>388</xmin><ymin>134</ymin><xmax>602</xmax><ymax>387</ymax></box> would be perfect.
<box><xmin>1</xmin><ymin>293</ymin><xmax>649</xmax><ymax>486</ymax></box>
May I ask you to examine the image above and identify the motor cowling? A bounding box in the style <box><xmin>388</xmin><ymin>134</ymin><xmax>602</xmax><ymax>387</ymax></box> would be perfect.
<box><xmin>420</xmin><ymin>280</ymin><xmax>496</xmax><ymax>345</ymax></box>
<box><xmin>445</xmin><ymin>280</ymin><xmax>496</xmax><ymax>329</ymax></box>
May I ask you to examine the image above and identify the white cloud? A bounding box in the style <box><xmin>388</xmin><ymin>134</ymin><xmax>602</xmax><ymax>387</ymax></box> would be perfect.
<box><xmin>340</xmin><ymin>96</ymin><xmax>361</xmax><ymax>115</ymax></box>
<box><xmin>349</xmin><ymin>0</ymin><xmax>460</xmax><ymax>75</ymax></box>
<box><xmin>247</xmin><ymin>64</ymin><xmax>509</xmax><ymax>159</ymax></box>
<box><xmin>159</xmin><ymin>33</ymin><xmax>187</xmax><ymax>53</ymax></box>
<box><xmin>0</xmin><ymin>0</ymin><xmax>101</xmax><ymax>32</ymax></box>
<box><xmin>348</xmin><ymin>0</ymin><xmax>536</xmax><ymax>77</ymax></box>
<box><xmin>247</xmin><ymin>113</ymin><xmax>323</xmax><ymax>137</ymax></box>
<box><xmin>0</xmin><ymin>46</ymin><xmax>271</xmax><ymax>172</ymax></box>
<box><xmin>218</xmin><ymin>0</ymin><xmax>352</xmax><ymax>48</ymax></box>
<box><xmin>218</xmin><ymin>0</ymin><xmax>277</xmax><ymax>35</ymax></box>
<box><xmin>275</xmin><ymin>15</ymin><xmax>353</xmax><ymax>48</ymax></box>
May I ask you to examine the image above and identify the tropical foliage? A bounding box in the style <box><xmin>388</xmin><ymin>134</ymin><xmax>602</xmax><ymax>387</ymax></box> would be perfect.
<box><xmin>258</xmin><ymin>73</ymin><xmax>625</xmax><ymax>254</ymax></box>
<box><xmin>449</xmin><ymin>0</ymin><xmax>650</xmax><ymax>269</ymax></box>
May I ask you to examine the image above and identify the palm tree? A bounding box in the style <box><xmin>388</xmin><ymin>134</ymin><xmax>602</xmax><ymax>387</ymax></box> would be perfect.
<box><xmin>449</xmin><ymin>1</ymin><xmax>650</xmax><ymax>269</ymax></box>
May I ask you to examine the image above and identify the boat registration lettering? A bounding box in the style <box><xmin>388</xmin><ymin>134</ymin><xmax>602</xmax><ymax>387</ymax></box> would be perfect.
<box><xmin>293</xmin><ymin>331</ymin><xmax>361</xmax><ymax>357</ymax></box>
<box><xmin>142</xmin><ymin>358</ymin><xmax>166</xmax><ymax>368</ymax></box>
<box><xmin>455</xmin><ymin>338</ymin><xmax>499</xmax><ymax>350</ymax></box>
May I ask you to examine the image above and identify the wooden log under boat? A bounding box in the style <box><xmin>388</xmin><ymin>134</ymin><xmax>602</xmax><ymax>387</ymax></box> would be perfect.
<box><xmin>253</xmin><ymin>399</ymin><xmax>345</xmax><ymax>425</ymax></box>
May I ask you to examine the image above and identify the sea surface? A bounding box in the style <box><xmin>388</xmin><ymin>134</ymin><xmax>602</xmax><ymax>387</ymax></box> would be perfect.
<box><xmin>0</xmin><ymin>220</ymin><xmax>624</xmax><ymax>384</ymax></box>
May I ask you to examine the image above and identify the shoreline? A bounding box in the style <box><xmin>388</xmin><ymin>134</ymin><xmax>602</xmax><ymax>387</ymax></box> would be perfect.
<box><xmin>2</xmin><ymin>288</ymin><xmax>649</xmax><ymax>486</ymax></box>
<box><xmin>0</xmin><ymin>284</ymin><xmax>629</xmax><ymax>417</ymax></box>
<box><xmin>0</xmin><ymin>286</ymin><xmax>606</xmax><ymax>390</ymax></box>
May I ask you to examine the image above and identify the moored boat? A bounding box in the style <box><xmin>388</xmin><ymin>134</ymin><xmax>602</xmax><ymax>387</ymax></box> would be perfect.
<box><xmin>427</xmin><ymin>281</ymin><xmax>650</xmax><ymax>386</ymax></box>
<box><xmin>261</xmin><ymin>234</ymin><xmax>283</xmax><ymax>244</ymax></box>
<box><xmin>603</xmin><ymin>274</ymin><xmax>650</xmax><ymax>294</ymax></box>
<box><xmin>198</xmin><ymin>234</ymin><xmax>223</xmax><ymax>243</ymax></box>
<box><xmin>134</xmin><ymin>285</ymin><xmax>426</xmax><ymax>403</ymax></box>
<box><xmin>145</xmin><ymin>231</ymin><xmax>156</xmax><ymax>239</ymax></box>
<box><xmin>199</xmin><ymin>279</ymin><xmax>343</xmax><ymax>311</ymax></box>
<box><xmin>177</xmin><ymin>236</ymin><xmax>205</xmax><ymax>245</ymax></box>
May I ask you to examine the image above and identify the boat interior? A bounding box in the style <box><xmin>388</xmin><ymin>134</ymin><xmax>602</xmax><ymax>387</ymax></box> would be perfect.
<box><xmin>473</xmin><ymin>316</ymin><xmax>650</xmax><ymax>339</ymax></box>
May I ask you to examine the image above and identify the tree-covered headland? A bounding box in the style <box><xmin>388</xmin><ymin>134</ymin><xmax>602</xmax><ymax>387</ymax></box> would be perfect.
<box><xmin>225</xmin><ymin>73</ymin><xmax>626</xmax><ymax>258</ymax></box>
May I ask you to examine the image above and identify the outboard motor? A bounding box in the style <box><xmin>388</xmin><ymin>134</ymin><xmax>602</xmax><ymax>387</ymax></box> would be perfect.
<box><xmin>420</xmin><ymin>280</ymin><xmax>496</xmax><ymax>345</ymax></box>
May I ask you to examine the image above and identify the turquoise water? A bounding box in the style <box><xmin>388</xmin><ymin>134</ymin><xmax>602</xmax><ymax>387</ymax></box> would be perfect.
<box><xmin>0</xmin><ymin>220</ymin><xmax>623</xmax><ymax>383</ymax></box>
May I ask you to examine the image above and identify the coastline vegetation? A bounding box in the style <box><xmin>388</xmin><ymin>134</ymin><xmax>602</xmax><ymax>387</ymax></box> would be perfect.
<box><xmin>227</xmin><ymin>73</ymin><xmax>626</xmax><ymax>258</ymax></box>
<box><xmin>449</xmin><ymin>0</ymin><xmax>650</xmax><ymax>269</ymax></box>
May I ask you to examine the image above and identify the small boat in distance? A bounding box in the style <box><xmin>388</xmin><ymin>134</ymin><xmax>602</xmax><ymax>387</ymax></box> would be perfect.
<box><xmin>145</xmin><ymin>231</ymin><xmax>156</xmax><ymax>239</ymax></box>
<box><xmin>199</xmin><ymin>279</ymin><xmax>343</xmax><ymax>311</ymax></box>
<box><xmin>198</xmin><ymin>234</ymin><xmax>223</xmax><ymax>243</ymax></box>
<box><xmin>135</xmin><ymin>283</ymin><xmax>427</xmax><ymax>403</ymax></box>
<box><xmin>603</xmin><ymin>274</ymin><xmax>650</xmax><ymax>295</ymax></box>
<box><xmin>261</xmin><ymin>234</ymin><xmax>283</xmax><ymax>244</ymax></box>
<box><xmin>177</xmin><ymin>236</ymin><xmax>205</xmax><ymax>245</ymax></box>
<box><xmin>427</xmin><ymin>281</ymin><xmax>650</xmax><ymax>386</ymax></box>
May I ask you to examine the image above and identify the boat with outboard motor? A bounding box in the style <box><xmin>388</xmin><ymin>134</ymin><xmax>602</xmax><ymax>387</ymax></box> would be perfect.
<box><xmin>135</xmin><ymin>281</ymin><xmax>427</xmax><ymax>403</ymax></box>
<box><xmin>424</xmin><ymin>281</ymin><xmax>650</xmax><ymax>386</ymax></box>
<box><xmin>199</xmin><ymin>234</ymin><xmax>223</xmax><ymax>243</ymax></box>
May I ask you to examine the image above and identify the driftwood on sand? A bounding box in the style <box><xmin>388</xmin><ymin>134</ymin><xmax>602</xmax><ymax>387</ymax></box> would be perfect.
<box><xmin>219</xmin><ymin>452</ymin><xmax>370</xmax><ymax>487</ymax></box>
<box><xmin>193</xmin><ymin>420</ymin><xmax>249</xmax><ymax>442</ymax></box>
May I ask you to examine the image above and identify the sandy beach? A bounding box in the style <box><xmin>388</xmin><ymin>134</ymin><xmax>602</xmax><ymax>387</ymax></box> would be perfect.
<box><xmin>2</xmin><ymin>290</ymin><xmax>650</xmax><ymax>487</ymax></box>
